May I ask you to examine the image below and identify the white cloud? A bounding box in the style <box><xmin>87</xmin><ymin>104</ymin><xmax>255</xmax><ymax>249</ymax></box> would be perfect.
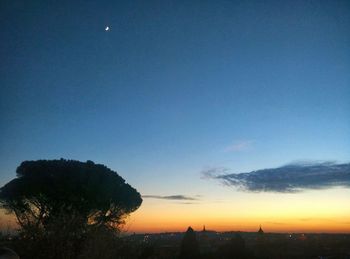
<box><xmin>224</xmin><ymin>140</ymin><xmax>254</xmax><ymax>152</ymax></box>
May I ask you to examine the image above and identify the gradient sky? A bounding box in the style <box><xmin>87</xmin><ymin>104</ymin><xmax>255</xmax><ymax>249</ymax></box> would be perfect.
<box><xmin>1</xmin><ymin>0</ymin><xmax>350</xmax><ymax>233</ymax></box>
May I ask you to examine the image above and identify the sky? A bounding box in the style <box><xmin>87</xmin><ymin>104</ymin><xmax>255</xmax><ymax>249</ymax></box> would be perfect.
<box><xmin>1</xmin><ymin>0</ymin><xmax>350</xmax><ymax>233</ymax></box>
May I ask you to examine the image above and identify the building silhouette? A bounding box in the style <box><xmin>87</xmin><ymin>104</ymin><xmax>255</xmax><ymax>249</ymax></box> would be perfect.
<box><xmin>256</xmin><ymin>225</ymin><xmax>268</xmax><ymax>259</ymax></box>
<box><xmin>257</xmin><ymin>225</ymin><xmax>265</xmax><ymax>242</ymax></box>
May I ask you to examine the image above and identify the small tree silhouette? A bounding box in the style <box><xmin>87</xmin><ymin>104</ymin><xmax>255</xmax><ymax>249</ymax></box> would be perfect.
<box><xmin>179</xmin><ymin>226</ymin><xmax>200</xmax><ymax>259</ymax></box>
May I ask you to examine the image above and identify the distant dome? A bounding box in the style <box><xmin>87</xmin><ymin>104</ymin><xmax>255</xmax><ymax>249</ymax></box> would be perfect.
<box><xmin>187</xmin><ymin>226</ymin><xmax>194</xmax><ymax>233</ymax></box>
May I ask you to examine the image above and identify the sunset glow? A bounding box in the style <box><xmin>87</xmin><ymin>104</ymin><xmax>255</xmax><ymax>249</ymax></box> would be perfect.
<box><xmin>1</xmin><ymin>0</ymin><xmax>349</xmax><ymax>238</ymax></box>
<box><xmin>126</xmin><ymin>187</ymin><xmax>350</xmax><ymax>233</ymax></box>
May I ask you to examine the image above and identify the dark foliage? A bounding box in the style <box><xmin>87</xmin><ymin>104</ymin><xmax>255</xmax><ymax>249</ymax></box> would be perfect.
<box><xmin>139</xmin><ymin>245</ymin><xmax>156</xmax><ymax>258</ymax></box>
<box><xmin>179</xmin><ymin>227</ymin><xmax>200</xmax><ymax>259</ymax></box>
<box><xmin>0</xmin><ymin>247</ymin><xmax>19</xmax><ymax>258</ymax></box>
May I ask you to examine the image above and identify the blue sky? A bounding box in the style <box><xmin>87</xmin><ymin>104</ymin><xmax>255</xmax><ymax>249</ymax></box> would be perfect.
<box><xmin>1</xmin><ymin>0</ymin><xmax>349</xmax><ymax>197</ymax></box>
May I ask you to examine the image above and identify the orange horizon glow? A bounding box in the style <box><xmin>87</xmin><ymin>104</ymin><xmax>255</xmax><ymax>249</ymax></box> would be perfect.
<box><xmin>123</xmin><ymin>187</ymin><xmax>350</xmax><ymax>234</ymax></box>
<box><xmin>2</xmin><ymin>187</ymin><xmax>350</xmax><ymax>234</ymax></box>
<box><xmin>124</xmin><ymin>221</ymin><xmax>350</xmax><ymax>234</ymax></box>
<box><xmin>125</xmin><ymin>212</ymin><xmax>350</xmax><ymax>234</ymax></box>
<box><xmin>1</xmin><ymin>211</ymin><xmax>350</xmax><ymax>234</ymax></box>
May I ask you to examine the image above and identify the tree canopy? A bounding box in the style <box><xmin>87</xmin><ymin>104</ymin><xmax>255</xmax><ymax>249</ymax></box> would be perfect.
<box><xmin>0</xmin><ymin>159</ymin><xmax>142</xmax><ymax>233</ymax></box>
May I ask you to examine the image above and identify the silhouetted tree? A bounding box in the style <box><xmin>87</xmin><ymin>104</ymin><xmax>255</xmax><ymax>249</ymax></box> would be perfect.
<box><xmin>0</xmin><ymin>159</ymin><xmax>142</xmax><ymax>258</ymax></box>
<box><xmin>179</xmin><ymin>227</ymin><xmax>200</xmax><ymax>259</ymax></box>
<box><xmin>78</xmin><ymin>226</ymin><xmax>124</xmax><ymax>259</ymax></box>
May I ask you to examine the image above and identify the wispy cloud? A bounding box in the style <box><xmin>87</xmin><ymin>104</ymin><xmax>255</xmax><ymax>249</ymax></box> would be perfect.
<box><xmin>224</xmin><ymin>140</ymin><xmax>253</xmax><ymax>152</ymax></box>
<box><xmin>142</xmin><ymin>195</ymin><xmax>198</xmax><ymax>201</ymax></box>
<box><xmin>203</xmin><ymin>161</ymin><xmax>350</xmax><ymax>193</ymax></box>
<box><xmin>298</xmin><ymin>218</ymin><xmax>350</xmax><ymax>225</ymax></box>
<box><xmin>299</xmin><ymin>218</ymin><xmax>313</xmax><ymax>222</ymax></box>
<box><xmin>263</xmin><ymin>221</ymin><xmax>289</xmax><ymax>225</ymax></box>
<box><xmin>200</xmin><ymin>167</ymin><xmax>231</xmax><ymax>179</ymax></box>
